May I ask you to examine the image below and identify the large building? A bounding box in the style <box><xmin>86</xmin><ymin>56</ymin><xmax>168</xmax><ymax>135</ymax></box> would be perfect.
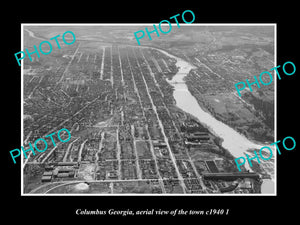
<box><xmin>203</xmin><ymin>172</ymin><xmax>260</xmax><ymax>181</ymax></box>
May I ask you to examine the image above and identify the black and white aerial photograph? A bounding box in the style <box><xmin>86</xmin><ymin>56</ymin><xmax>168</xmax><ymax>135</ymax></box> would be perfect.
<box><xmin>22</xmin><ymin>24</ymin><xmax>276</xmax><ymax>195</ymax></box>
<box><xmin>3</xmin><ymin>2</ymin><xmax>299</xmax><ymax>223</ymax></box>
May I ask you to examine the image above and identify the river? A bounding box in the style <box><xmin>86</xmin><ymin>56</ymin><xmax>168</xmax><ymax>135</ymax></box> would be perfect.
<box><xmin>150</xmin><ymin>47</ymin><xmax>275</xmax><ymax>194</ymax></box>
<box><xmin>154</xmin><ymin>48</ymin><xmax>264</xmax><ymax>158</ymax></box>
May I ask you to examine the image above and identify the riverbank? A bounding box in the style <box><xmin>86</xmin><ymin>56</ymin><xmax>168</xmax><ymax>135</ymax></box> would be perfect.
<box><xmin>149</xmin><ymin>47</ymin><xmax>267</xmax><ymax>167</ymax></box>
<box><xmin>151</xmin><ymin>47</ymin><xmax>276</xmax><ymax>194</ymax></box>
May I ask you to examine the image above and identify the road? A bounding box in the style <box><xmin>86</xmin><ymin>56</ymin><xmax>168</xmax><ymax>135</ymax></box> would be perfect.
<box><xmin>56</xmin><ymin>43</ymin><xmax>81</xmax><ymax>85</ymax></box>
<box><xmin>24</xmin><ymin>29</ymin><xmax>45</xmax><ymax>41</ymax></box>
<box><xmin>28</xmin><ymin>177</ymin><xmax>199</xmax><ymax>194</ymax></box>
<box><xmin>125</xmin><ymin>48</ymin><xmax>167</xmax><ymax>193</ymax></box>
<box><xmin>131</xmin><ymin>47</ymin><xmax>187</xmax><ymax>193</ymax></box>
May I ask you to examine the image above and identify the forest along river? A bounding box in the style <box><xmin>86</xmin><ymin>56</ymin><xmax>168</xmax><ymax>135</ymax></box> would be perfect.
<box><xmin>150</xmin><ymin>47</ymin><xmax>274</xmax><ymax>194</ymax></box>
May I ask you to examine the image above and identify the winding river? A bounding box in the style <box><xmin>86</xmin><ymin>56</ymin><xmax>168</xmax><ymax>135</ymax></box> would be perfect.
<box><xmin>156</xmin><ymin>48</ymin><xmax>265</xmax><ymax>157</ymax></box>
<box><xmin>150</xmin><ymin>47</ymin><xmax>275</xmax><ymax>194</ymax></box>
